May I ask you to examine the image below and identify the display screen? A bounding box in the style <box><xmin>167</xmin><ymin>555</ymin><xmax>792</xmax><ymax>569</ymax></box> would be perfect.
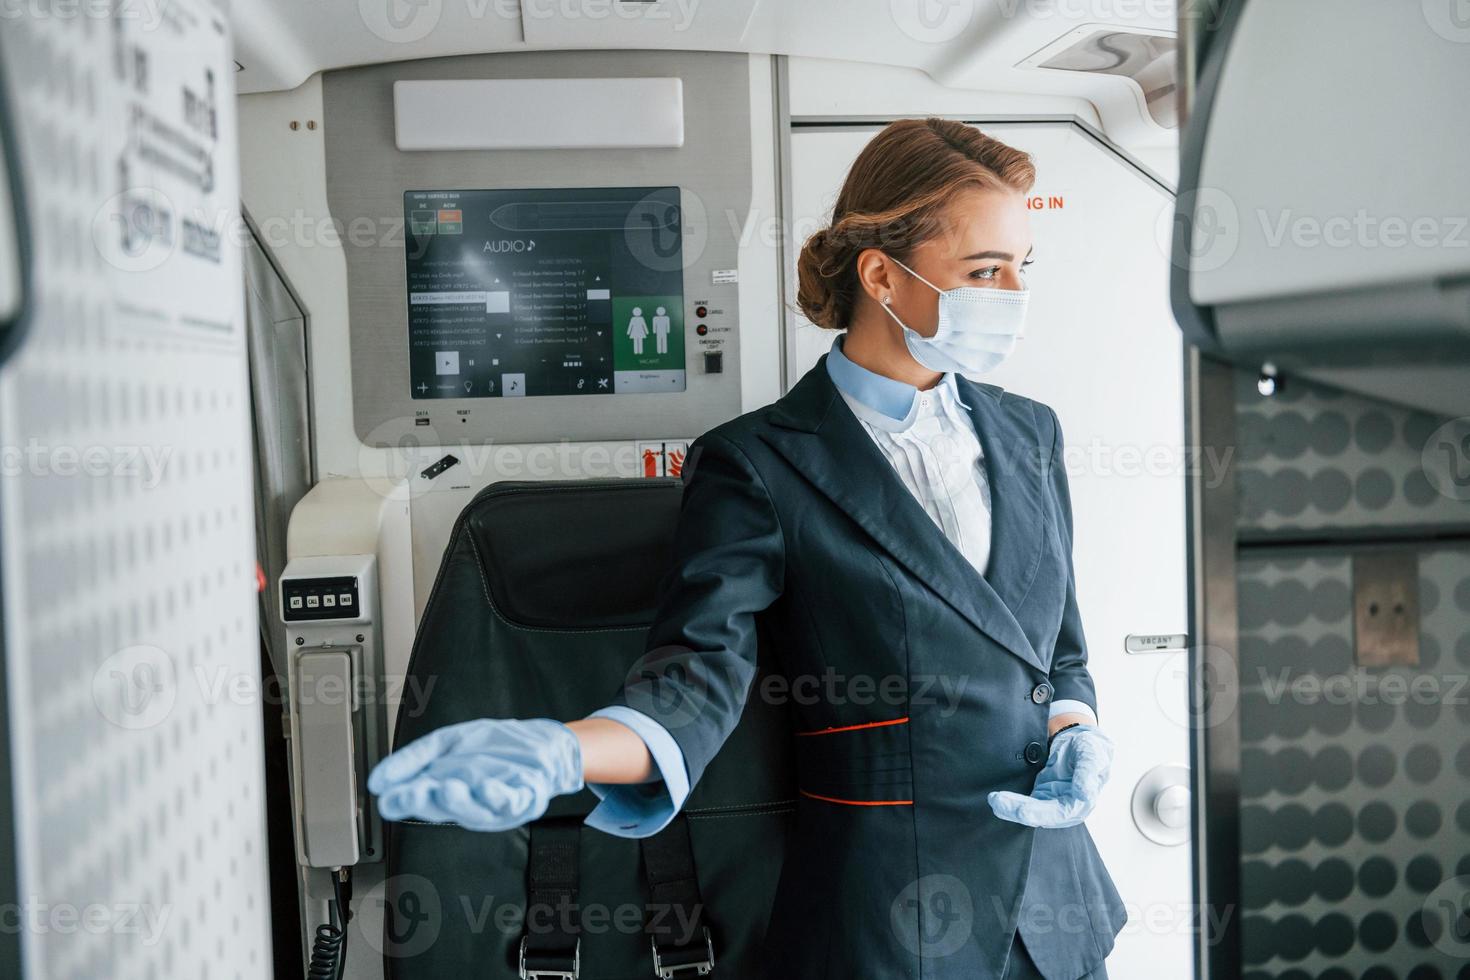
<box><xmin>404</xmin><ymin>186</ymin><xmax>686</xmax><ymax>399</ymax></box>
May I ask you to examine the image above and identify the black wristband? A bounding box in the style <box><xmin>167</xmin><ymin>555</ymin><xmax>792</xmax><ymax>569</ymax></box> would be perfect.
<box><xmin>1048</xmin><ymin>721</ymin><xmax>1083</xmax><ymax>746</ymax></box>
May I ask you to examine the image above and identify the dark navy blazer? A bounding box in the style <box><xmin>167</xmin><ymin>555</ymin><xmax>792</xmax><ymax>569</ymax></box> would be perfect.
<box><xmin>614</xmin><ymin>356</ymin><xmax>1127</xmax><ymax>979</ymax></box>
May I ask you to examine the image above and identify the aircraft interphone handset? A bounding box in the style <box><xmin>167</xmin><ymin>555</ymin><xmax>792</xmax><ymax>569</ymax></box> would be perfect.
<box><xmin>279</xmin><ymin>556</ymin><xmax>381</xmax><ymax>978</ymax></box>
<box><xmin>0</xmin><ymin>48</ymin><xmax>33</xmax><ymax>367</ymax></box>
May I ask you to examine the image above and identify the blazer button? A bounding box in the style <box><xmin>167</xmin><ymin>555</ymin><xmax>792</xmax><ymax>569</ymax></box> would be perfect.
<box><xmin>1031</xmin><ymin>683</ymin><xmax>1052</xmax><ymax>705</ymax></box>
<box><xmin>1024</xmin><ymin>741</ymin><xmax>1046</xmax><ymax>765</ymax></box>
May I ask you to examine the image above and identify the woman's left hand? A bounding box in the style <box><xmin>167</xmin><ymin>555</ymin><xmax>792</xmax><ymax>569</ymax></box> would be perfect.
<box><xmin>986</xmin><ymin>725</ymin><xmax>1114</xmax><ymax>829</ymax></box>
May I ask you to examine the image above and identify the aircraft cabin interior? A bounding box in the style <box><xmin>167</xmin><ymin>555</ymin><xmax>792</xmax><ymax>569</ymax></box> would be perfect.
<box><xmin>0</xmin><ymin>1</ymin><xmax>1467</xmax><ymax>978</ymax></box>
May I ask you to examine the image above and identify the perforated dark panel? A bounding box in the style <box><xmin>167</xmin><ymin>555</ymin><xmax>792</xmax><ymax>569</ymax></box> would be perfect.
<box><xmin>1234</xmin><ymin>370</ymin><xmax>1470</xmax><ymax>976</ymax></box>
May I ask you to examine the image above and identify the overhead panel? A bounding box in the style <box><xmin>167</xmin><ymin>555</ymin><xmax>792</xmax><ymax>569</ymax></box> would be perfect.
<box><xmin>393</xmin><ymin>77</ymin><xmax>686</xmax><ymax>150</ymax></box>
<box><xmin>1024</xmin><ymin>27</ymin><xmax>1178</xmax><ymax>129</ymax></box>
<box><xmin>1172</xmin><ymin>0</ymin><xmax>1470</xmax><ymax>413</ymax></box>
<box><xmin>519</xmin><ymin>0</ymin><xmax>760</xmax><ymax>48</ymax></box>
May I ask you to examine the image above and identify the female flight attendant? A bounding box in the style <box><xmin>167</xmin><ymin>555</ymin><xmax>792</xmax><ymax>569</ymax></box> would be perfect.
<box><xmin>369</xmin><ymin>118</ymin><xmax>1126</xmax><ymax>979</ymax></box>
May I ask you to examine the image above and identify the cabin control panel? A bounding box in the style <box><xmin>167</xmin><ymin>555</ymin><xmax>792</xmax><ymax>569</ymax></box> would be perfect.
<box><xmin>323</xmin><ymin>50</ymin><xmax>753</xmax><ymax>446</ymax></box>
<box><xmin>279</xmin><ymin>554</ymin><xmax>386</xmax><ymax>869</ymax></box>
<box><xmin>405</xmin><ymin>186</ymin><xmax>690</xmax><ymax>399</ymax></box>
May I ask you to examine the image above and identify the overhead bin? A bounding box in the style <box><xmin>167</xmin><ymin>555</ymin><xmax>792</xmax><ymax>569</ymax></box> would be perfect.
<box><xmin>1172</xmin><ymin>0</ymin><xmax>1470</xmax><ymax>414</ymax></box>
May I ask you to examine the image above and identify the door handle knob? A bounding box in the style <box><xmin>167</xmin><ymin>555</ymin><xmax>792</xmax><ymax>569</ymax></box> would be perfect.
<box><xmin>1154</xmin><ymin>784</ymin><xmax>1190</xmax><ymax>829</ymax></box>
<box><xmin>1131</xmin><ymin>763</ymin><xmax>1191</xmax><ymax>846</ymax></box>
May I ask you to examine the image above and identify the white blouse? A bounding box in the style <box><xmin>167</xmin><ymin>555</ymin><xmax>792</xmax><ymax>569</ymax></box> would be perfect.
<box><xmin>840</xmin><ymin>376</ymin><xmax>994</xmax><ymax>578</ymax></box>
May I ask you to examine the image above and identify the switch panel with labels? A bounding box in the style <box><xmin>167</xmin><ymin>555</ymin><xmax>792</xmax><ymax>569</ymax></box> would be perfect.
<box><xmin>282</xmin><ymin>575</ymin><xmax>362</xmax><ymax>622</ymax></box>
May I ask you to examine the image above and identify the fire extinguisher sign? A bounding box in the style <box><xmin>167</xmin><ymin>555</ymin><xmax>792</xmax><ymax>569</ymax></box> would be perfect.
<box><xmin>635</xmin><ymin>440</ymin><xmax>690</xmax><ymax>478</ymax></box>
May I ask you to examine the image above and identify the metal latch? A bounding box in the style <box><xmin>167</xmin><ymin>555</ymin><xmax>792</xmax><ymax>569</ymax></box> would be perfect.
<box><xmin>519</xmin><ymin>936</ymin><xmax>579</xmax><ymax>980</ymax></box>
<box><xmin>651</xmin><ymin>927</ymin><xmax>715</xmax><ymax>978</ymax></box>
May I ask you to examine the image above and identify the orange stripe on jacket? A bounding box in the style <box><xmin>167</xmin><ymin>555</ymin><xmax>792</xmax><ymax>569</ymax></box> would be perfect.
<box><xmin>795</xmin><ymin>716</ymin><xmax>910</xmax><ymax>737</ymax></box>
<box><xmin>799</xmin><ymin>790</ymin><xmax>914</xmax><ymax>807</ymax></box>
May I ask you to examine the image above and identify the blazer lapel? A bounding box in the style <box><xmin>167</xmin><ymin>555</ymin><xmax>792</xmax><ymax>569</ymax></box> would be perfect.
<box><xmin>955</xmin><ymin>376</ymin><xmax>1049</xmax><ymax>625</ymax></box>
<box><xmin>761</xmin><ymin>360</ymin><xmax>1045</xmax><ymax>672</ymax></box>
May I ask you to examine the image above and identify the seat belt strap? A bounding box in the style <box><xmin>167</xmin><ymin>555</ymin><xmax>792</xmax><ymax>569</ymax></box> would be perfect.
<box><xmin>640</xmin><ymin>815</ymin><xmax>715</xmax><ymax>978</ymax></box>
<box><xmin>520</xmin><ymin>819</ymin><xmax>581</xmax><ymax>980</ymax></box>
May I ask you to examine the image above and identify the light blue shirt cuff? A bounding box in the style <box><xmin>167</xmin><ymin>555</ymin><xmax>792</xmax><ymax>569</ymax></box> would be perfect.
<box><xmin>1049</xmin><ymin>699</ymin><xmax>1098</xmax><ymax>725</ymax></box>
<box><xmin>582</xmin><ymin>705</ymin><xmax>691</xmax><ymax>839</ymax></box>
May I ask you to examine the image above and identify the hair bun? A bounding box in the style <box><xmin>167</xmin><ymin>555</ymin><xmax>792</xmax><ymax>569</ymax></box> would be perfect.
<box><xmin>795</xmin><ymin>226</ymin><xmax>846</xmax><ymax>331</ymax></box>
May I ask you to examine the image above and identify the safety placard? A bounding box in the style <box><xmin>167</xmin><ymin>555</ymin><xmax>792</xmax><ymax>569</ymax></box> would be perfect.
<box><xmin>636</xmin><ymin>440</ymin><xmax>690</xmax><ymax>478</ymax></box>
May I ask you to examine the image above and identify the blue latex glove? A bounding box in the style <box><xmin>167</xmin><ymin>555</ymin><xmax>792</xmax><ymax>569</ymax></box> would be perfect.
<box><xmin>987</xmin><ymin>724</ymin><xmax>1113</xmax><ymax>829</ymax></box>
<box><xmin>368</xmin><ymin>718</ymin><xmax>584</xmax><ymax>832</ymax></box>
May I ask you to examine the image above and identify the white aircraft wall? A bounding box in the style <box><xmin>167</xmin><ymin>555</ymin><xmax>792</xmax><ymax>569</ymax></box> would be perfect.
<box><xmin>0</xmin><ymin>4</ymin><xmax>273</xmax><ymax>978</ymax></box>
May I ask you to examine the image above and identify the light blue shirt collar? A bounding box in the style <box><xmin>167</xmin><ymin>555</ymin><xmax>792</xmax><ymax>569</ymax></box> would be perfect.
<box><xmin>825</xmin><ymin>334</ymin><xmax>969</xmax><ymax>432</ymax></box>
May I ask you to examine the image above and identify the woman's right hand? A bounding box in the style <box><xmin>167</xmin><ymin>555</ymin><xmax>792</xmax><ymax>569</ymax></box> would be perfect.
<box><xmin>368</xmin><ymin>718</ymin><xmax>585</xmax><ymax>832</ymax></box>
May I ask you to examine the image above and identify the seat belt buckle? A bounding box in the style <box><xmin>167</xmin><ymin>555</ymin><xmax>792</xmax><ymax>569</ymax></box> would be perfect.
<box><xmin>519</xmin><ymin>936</ymin><xmax>580</xmax><ymax>980</ymax></box>
<box><xmin>650</xmin><ymin>926</ymin><xmax>715</xmax><ymax>978</ymax></box>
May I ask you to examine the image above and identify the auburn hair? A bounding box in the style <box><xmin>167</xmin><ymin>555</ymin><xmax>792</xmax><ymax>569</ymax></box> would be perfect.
<box><xmin>795</xmin><ymin>118</ymin><xmax>1035</xmax><ymax>331</ymax></box>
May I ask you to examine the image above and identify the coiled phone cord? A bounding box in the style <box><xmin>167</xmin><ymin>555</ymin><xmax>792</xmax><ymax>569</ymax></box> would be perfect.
<box><xmin>307</xmin><ymin>869</ymin><xmax>351</xmax><ymax>980</ymax></box>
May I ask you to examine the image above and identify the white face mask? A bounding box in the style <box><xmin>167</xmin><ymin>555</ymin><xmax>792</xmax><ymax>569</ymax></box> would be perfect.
<box><xmin>878</xmin><ymin>255</ymin><xmax>1029</xmax><ymax>380</ymax></box>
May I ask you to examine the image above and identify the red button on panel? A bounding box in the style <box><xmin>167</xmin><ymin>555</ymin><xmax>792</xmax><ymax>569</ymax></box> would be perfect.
<box><xmin>695</xmin><ymin>305</ymin><xmax>708</xmax><ymax>317</ymax></box>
